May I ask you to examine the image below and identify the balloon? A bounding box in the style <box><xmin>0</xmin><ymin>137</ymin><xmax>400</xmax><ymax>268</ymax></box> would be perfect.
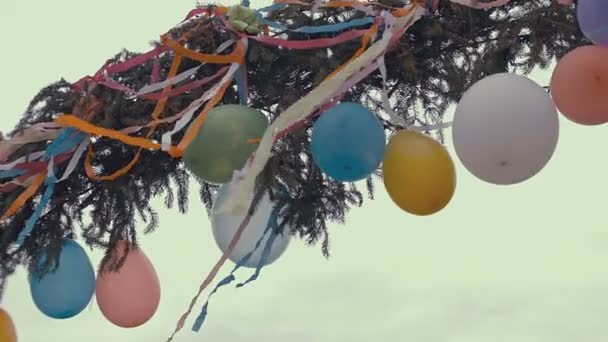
<box><xmin>550</xmin><ymin>45</ymin><xmax>608</xmax><ymax>125</ymax></box>
<box><xmin>211</xmin><ymin>183</ymin><xmax>290</xmax><ymax>268</ymax></box>
<box><xmin>310</xmin><ymin>102</ymin><xmax>386</xmax><ymax>182</ymax></box>
<box><xmin>0</xmin><ymin>308</ymin><xmax>17</xmax><ymax>342</ymax></box>
<box><xmin>28</xmin><ymin>239</ymin><xmax>95</xmax><ymax>319</ymax></box>
<box><xmin>382</xmin><ymin>130</ymin><xmax>456</xmax><ymax>216</ymax></box>
<box><xmin>452</xmin><ymin>73</ymin><xmax>559</xmax><ymax>185</ymax></box>
<box><xmin>96</xmin><ymin>241</ymin><xmax>160</xmax><ymax>328</ymax></box>
<box><xmin>577</xmin><ymin>0</ymin><xmax>608</xmax><ymax>47</ymax></box>
<box><xmin>183</xmin><ymin>104</ymin><xmax>268</xmax><ymax>184</ymax></box>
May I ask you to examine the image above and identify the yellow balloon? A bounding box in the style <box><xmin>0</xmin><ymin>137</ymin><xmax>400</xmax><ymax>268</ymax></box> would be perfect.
<box><xmin>382</xmin><ymin>130</ymin><xmax>456</xmax><ymax>216</ymax></box>
<box><xmin>0</xmin><ymin>308</ymin><xmax>17</xmax><ymax>342</ymax></box>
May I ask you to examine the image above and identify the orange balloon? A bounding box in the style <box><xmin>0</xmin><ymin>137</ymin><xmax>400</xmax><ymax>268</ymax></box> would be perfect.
<box><xmin>550</xmin><ymin>45</ymin><xmax>608</xmax><ymax>125</ymax></box>
<box><xmin>0</xmin><ymin>308</ymin><xmax>17</xmax><ymax>342</ymax></box>
<box><xmin>382</xmin><ymin>130</ymin><xmax>456</xmax><ymax>216</ymax></box>
<box><xmin>96</xmin><ymin>241</ymin><xmax>161</xmax><ymax>328</ymax></box>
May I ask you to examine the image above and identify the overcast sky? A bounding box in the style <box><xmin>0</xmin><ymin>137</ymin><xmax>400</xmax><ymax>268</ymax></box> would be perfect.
<box><xmin>2</xmin><ymin>1</ymin><xmax>608</xmax><ymax>341</ymax></box>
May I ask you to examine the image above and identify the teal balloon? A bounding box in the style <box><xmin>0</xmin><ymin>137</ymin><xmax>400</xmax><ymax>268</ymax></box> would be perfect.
<box><xmin>183</xmin><ymin>104</ymin><xmax>268</xmax><ymax>184</ymax></box>
<box><xmin>29</xmin><ymin>239</ymin><xmax>95</xmax><ymax>319</ymax></box>
<box><xmin>311</xmin><ymin>102</ymin><xmax>386</xmax><ymax>182</ymax></box>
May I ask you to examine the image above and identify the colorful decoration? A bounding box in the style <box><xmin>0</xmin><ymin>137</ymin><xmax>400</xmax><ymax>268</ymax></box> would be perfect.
<box><xmin>182</xmin><ymin>104</ymin><xmax>268</xmax><ymax>184</ymax></box>
<box><xmin>95</xmin><ymin>241</ymin><xmax>161</xmax><ymax>328</ymax></box>
<box><xmin>0</xmin><ymin>0</ymin><xmax>595</xmax><ymax>340</ymax></box>
<box><xmin>28</xmin><ymin>239</ymin><xmax>95</xmax><ymax>319</ymax></box>
<box><xmin>310</xmin><ymin>102</ymin><xmax>386</xmax><ymax>182</ymax></box>
<box><xmin>577</xmin><ymin>0</ymin><xmax>608</xmax><ymax>47</ymax></box>
<box><xmin>0</xmin><ymin>308</ymin><xmax>17</xmax><ymax>342</ymax></box>
<box><xmin>211</xmin><ymin>183</ymin><xmax>290</xmax><ymax>268</ymax></box>
<box><xmin>382</xmin><ymin>130</ymin><xmax>456</xmax><ymax>216</ymax></box>
<box><xmin>452</xmin><ymin>73</ymin><xmax>559</xmax><ymax>185</ymax></box>
<box><xmin>550</xmin><ymin>45</ymin><xmax>608</xmax><ymax>125</ymax></box>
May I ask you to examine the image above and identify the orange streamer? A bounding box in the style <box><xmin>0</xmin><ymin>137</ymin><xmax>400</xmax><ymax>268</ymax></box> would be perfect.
<box><xmin>325</xmin><ymin>23</ymin><xmax>378</xmax><ymax>80</ymax></box>
<box><xmin>1</xmin><ymin>172</ymin><xmax>46</xmax><ymax>220</ymax></box>
<box><xmin>56</xmin><ymin>115</ymin><xmax>162</xmax><ymax>150</ymax></box>
<box><xmin>163</xmin><ymin>39</ymin><xmax>244</xmax><ymax>65</ymax></box>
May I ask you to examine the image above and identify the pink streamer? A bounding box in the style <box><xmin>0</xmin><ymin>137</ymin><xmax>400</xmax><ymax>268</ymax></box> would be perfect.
<box><xmin>248</xmin><ymin>28</ymin><xmax>369</xmax><ymax>49</ymax></box>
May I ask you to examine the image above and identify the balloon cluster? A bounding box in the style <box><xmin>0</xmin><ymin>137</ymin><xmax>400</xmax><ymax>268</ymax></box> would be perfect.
<box><xmin>25</xmin><ymin>239</ymin><xmax>161</xmax><ymax>328</ymax></box>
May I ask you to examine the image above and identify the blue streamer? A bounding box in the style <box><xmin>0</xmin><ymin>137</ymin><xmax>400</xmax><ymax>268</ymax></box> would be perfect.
<box><xmin>256</xmin><ymin>15</ymin><xmax>375</xmax><ymax>34</ymax></box>
<box><xmin>258</xmin><ymin>3</ymin><xmax>287</xmax><ymax>12</ymax></box>
<box><xmin>234</xmin><ymin>66</ymin><xmax>249</xmax><ymax>105</ymax></box>
<box><xmin>191</xmin><ymin>274</ymin><xmax>236</xmax><ymax>331</ymax></box>
<box><xmin>16</xmin><ymin>174</ymin><xmax>57</xmax><ymax>245</ymax></box>
<box><xmin>0</xmin><ymin>169</ymin><xmax>25</xmax><ymax>180</ymax></box>
<box><xmin>45</xmin><ymin>128</ymin><xmax>85</xmax><ymax>158</ymax></box>
<box><xmin>13</xmin><ymin>128</ymin><xmax>86</xmax><ymax>246</ymax></box>
<box><xmin>191</xmin><ymin>192</ymin><xmax>289</xmax><ymax>332</ymax></box>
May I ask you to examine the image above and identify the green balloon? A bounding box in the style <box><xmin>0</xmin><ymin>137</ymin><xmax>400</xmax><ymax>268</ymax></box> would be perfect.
<box><xmin>183</xmin><ymin>104</ymin><xmax>268</xmax><ymax>184</ymax></box>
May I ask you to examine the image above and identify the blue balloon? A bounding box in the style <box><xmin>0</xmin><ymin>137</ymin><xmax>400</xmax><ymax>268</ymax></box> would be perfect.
<box><xmin>29</xmin><ymin>239</ymin><xmax>95</xmax><ymax>319</ymax></box>
<box><xmin>311</xmin><ymin>102</ymin><xmax>386</xmax><ymax>182</ymax></box>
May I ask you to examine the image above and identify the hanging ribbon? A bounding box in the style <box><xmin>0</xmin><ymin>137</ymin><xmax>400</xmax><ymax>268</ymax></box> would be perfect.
<box><xmin>166</xmin><ymin>210</ymin><xmax>255</xmax><ymax>341</ymax></box>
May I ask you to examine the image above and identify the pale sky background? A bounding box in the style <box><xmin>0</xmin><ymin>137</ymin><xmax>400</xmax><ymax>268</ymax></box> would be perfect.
<box><xmin>2</xmin><ymin>1</ymin><xmax>608</xmax><ymax>341</ymax></box>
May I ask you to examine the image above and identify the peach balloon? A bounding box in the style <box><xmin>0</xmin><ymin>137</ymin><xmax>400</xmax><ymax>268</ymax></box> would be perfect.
<box><xmin>0</xmin><ymin>308</ymin><xmax>17</xmax><ymax>342</ymax></box>
<box><xmin>95</xmin><ymin>241</ymin><xmax>160</xmax><ymax>328</ymax></box>
<box><xmin>550</xmin><ymin>45</ymin><xmax>608</xmax><ymax>125</ymax></box>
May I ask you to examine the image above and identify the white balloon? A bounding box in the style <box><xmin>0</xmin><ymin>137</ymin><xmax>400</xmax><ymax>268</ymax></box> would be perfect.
<box><xmin>211</xmin><ymin>184</ymin><xmax>290</xmax><ymax>268</ymax></box>
<box><xmin>451</xmin><ymin>73</ymin><xmax>559</xmax><ymax>185</ymax></box>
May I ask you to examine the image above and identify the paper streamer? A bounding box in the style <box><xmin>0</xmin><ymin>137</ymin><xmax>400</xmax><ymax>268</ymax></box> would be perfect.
<box><xmin>161</xmin><ymin>57</ymin><xmax>243</xmax><ymax>151</ymax></box>
<box><xmin>249</xmin><ymin>27</ymin><xmax>370</xmax><ymax>49</ymax></box>
<box><xmin>166</xmin><ymin>211</ymin><xmax>255</xmax><ymax>341</ymax></box>
<box><xmin>259</xmin><ymin>15</ymin><xmax>375</xmax><ymax>34</ymax></box>
<box><xmin>15</xmin><ymin>174</ymin><xmax>57</xmax><ymax>245</ymax></box>
<box><xmin>216</xmin><ymin>5</ymin><xmax>426</xmax><ymax>218</ymax></box>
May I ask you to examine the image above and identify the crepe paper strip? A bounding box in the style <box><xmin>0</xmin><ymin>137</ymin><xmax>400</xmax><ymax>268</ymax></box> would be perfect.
<box><xmin>138</xmin><ymin>66</ymin><xmax>229</xmax><ymax>101</ymax></box>
<box><xmin>84</xmin><ymin>146</ymin><xmax>143</xmax><ymax>182</ymax></box>
<box><xmin>235</xmin><ymin>64</ymin><xmax>249</xmax><ymax>105</ymax></box>
<box><xmin>216</xmin><ymin>4</ymin><xmax>425</xmax><ymax>218</ymax></box>
<box><xmin>168</xmin><ymin>39</ymin><xmax>248</xmax><ymax>157</ymax></box>
<box><xmin>248</xmin><ymin>27</ymin><xmax>370</xmax><ymax>49</ymax></box>
<box><xmin>55</xmin><ymin>116</ymin><xmax>162</xmax><ymax>150</ymax></box>
<box><xmin>137</xmin><ymin>39</ymin><xmax>235</xmax><ymax>96</ymax></box>
<box><xmin>15</xmin><ymin>174</ymin><xmax>57</xmax><ymax>245</ymax></box>
<box><xmin>162</xmin><ymin>39</ymin><xmax>245</xmax><ymax>65</ymax></box>
<box><xmin>259</xmin><ymin>15</ymin><xmax>375</xmax><ymax>34</ymax></box>
<box><xmin>0</xmin><ymin>128</ymin><xmax>62</xmax><ymax>162</ymax></box>
<box><xmin>276</xmin><ymin>53</ymin><xmax>380</xmax><ymax>140</ymax></box>
<box><xmin>0</xmin><ymin>169</ymin><xmax>26</xmax><ymax>181</ymax></box>
<box><xmin>377</xmin><ymin>56</ymin><xmax>405</xmax><ymax>125</ymax></box>
<box><xmin>169</xmin><ymin>70</ymin><xmax>238</xmax><ymax>157</ymax></box>
<box><xmin>409</xmin><ymin>120</ymin><xmax>453</xmax><ymax>132</ymax></box>
<box><xmin>161</xmin><ymin>62</ymin><xmax>242</xmax><ymax>151</ymax></box>
<box><xmin>191</xmin><ymin>200</ymin><xmax>287</xmax><ymax>332</ymax></box>
<box><xmin>1</xmin><ymin>172</ymin><xmax>46</xmax><ymax>220</ymax></box>
<box><xmin>15</xmin><ymin>154</ymin><xmax>72</xmax><ymax>174</ymax></box>
<box><xmin>82</xmin><ymin>40</ymin><xmax>187</xmax><ymax>182</ymax></box>
<box><xmin>0</xmin><ymin>151</ymin><xmax>46</xmax><ymax>171</ymax></box>
<box><xmin>324</xmin><ymin>23</ymin><xmax>378</xmax><ymax>80</ymax></box>
<box><xmin>58</xmin><ymin>137</ymin><xmax>90</xmax><ymax>182</ymax></box>
<box><xmin>166</xmin><ymin>211</ymin><xmax>255</xmax><ymax>341</ymax></box>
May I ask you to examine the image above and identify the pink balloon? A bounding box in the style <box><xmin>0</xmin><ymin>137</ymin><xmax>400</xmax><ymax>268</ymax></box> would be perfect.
<box><xmin>95</xmin><ymin>241</ymin><xmax>161</xmax><ymax>328</ymax></box>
